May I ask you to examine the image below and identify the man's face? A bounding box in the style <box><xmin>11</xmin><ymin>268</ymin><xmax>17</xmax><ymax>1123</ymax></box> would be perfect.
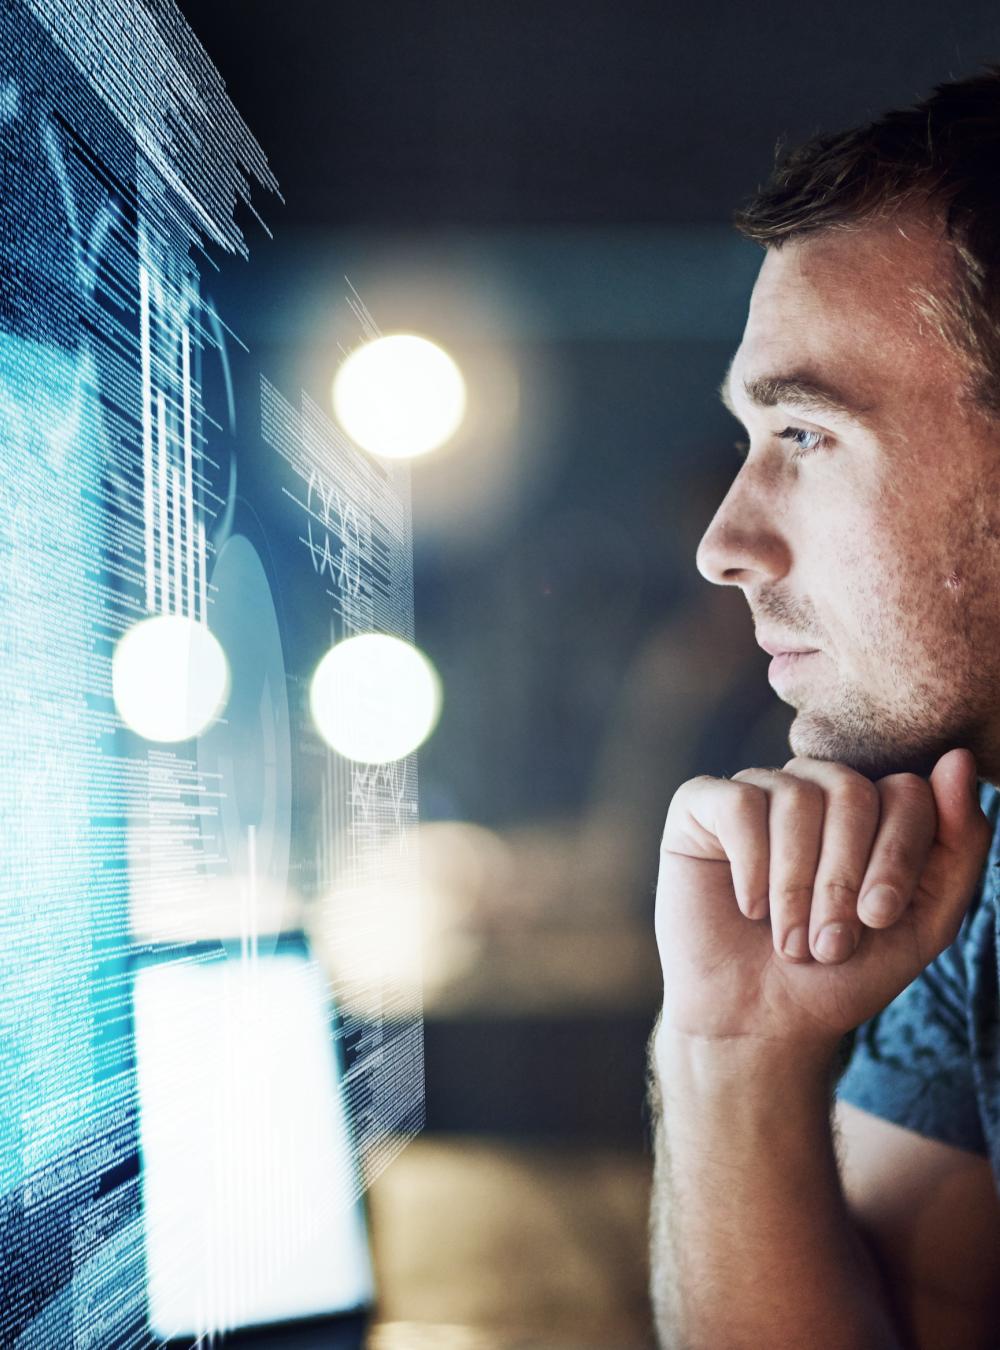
<box><xmin>697</xmin><ymin>216</ymin><xmax>1000</xmax><ymax>782</ymax></box>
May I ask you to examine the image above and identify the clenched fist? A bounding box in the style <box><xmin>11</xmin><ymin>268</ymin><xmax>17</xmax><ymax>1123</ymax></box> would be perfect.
<box><xmin>655</xmin><ymin>747</ymin><xmax>991</xmax><ymax>1055</ymax></box>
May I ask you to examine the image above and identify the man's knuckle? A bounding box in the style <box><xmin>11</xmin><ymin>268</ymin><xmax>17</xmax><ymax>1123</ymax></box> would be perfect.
<box><xmin>785</xmin><ymin>778</ymin><xmax>823</xmax><ymax>811</ymax></box>
<box><xmin>772</xmin><ymin>882</ymin><xmax>814</xmax><ymax>906</ymax></box>
<box><xmin>730</xmin><ymin>781</ymin><xmax>766</xmax><ymax>812</ymax></box>
<box><xmin>731</xmin><ymin>767</ymin><xmax>775</xmax><ymax>787</ymax></box>
<box><xmin>770</xmin><ymin>769</ymin><xmax>815</xmax><ymax>797</ymax></box>
<box><xmin>882</xmin><ymin>771</ymin><xmax>934</xmax><ymax>806</ymax></box>
<box><xmin>874</xmin><ymin>837</ymin><xmax>922</xmax><ymax>874</ymax></box>
<box><xmin>832</xmin><ymin>777</ymin><xmax>880</xmax><ymax>815</ymax></box>
<box><xmin>821</xmin><ymin>876</ymin><xmax>863</xmax><ymax>904</ymax></box>
<box><xmin>669</xmin><ymin>774</ymin><xmax>714</xmax><ymax>812</ymax></box>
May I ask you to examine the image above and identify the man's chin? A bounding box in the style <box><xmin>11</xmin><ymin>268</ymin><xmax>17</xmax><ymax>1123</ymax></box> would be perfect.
<box><xmin>788</xmin><ymin>711</ymin><xmax>945</xmax><ymax>781</ymax></box>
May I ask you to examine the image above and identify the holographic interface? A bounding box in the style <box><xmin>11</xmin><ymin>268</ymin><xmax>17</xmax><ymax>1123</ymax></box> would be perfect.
<box><xmin>0</xmin><ymin>1</ymin><xmax>424</xmax><ymax>1342</ymax></box>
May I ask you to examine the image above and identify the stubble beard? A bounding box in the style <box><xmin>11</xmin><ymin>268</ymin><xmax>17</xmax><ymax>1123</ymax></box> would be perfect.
<box><xmin>787</xmin><ymin>677</ymin><xmax>983</xmax><ymax>783</ymax></box>
<box><xmin>754</xmin><ymin>592</ymin><xmax>994</xmax><ymax>782</ymax></box>
<box><xmin>755</xmin><ymin>588</ymin><xmax>982</xmax><ymax>783</ymax></box>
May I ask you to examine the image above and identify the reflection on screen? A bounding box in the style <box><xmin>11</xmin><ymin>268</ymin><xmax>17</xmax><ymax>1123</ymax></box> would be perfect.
<box><xmin>135</xmin><ymin>950</ymin><xmax>373</xmax><ymax>1340</ymax></box>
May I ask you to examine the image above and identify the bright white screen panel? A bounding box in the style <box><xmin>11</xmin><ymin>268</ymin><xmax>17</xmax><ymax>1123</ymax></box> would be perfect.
<box><xmin>134</xmin><ymin>953</ymin><xmax>374</xmax><ymax>1342</ymax></box>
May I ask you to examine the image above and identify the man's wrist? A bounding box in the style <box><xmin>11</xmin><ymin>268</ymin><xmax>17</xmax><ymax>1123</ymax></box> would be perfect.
<box><xmin>652</xmin><ymin>1017</ymin><xmax>841</xmax><ymax>1110</ymax></box>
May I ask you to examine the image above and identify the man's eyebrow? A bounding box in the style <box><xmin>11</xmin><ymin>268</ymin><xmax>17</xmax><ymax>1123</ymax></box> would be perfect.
<box><xmin>718</xmin><ymin>363</ymin><xmax>876</xmax><ymax>422</ymax></box>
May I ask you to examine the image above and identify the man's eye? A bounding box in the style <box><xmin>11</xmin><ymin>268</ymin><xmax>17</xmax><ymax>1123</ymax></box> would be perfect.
<box><xmin>778</xmin><ymin>425</ymin><xmax>830</xmax><ymax>458</ymax></box>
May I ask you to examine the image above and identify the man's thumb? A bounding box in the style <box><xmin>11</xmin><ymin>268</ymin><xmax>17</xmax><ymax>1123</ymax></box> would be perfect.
<box><xmin>928</xmin><ymin>746</ymin><xmax>982</xmax><ymax>854</ymax></box>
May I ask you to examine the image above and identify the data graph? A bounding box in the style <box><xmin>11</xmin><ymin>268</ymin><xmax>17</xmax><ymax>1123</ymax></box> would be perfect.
<box><xmin>0</xmin><ymin>1</ymin><xmax>425</xmax><ymax>1343</ymax></box>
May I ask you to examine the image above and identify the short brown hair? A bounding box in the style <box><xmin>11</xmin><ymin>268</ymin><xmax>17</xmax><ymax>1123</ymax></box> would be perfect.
<box><xmin>734</xmin><ymin>65</ymin><xmax>1000</xmax><ymax>418</ymax></box>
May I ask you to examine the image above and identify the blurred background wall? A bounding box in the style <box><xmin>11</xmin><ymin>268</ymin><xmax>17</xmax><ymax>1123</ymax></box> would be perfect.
<box><xmin>179</xmin><ymin>0</ymin><xmax>1000</xmax><ymax>1145</ymax></box>
<box><xmin>171</xmin><ymin>2</ymin><xmax>1000</xmax><ymax>1338</ymax></box>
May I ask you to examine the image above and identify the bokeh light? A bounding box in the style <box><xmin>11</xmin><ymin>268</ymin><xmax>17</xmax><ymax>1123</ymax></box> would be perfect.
<box><xmin>332</xmin><ymin>333</ymin><xmax>466</xmax><ymax>459</ymax></box>
<box><xmin>309</xmin><ymin>633</ymin><xmax>442</xmax><ymax>763</ymax></box>
<box><xmin>113</xmin><ymin>614</ymin><xmax>230</xmax><ymax>743</ymax></box>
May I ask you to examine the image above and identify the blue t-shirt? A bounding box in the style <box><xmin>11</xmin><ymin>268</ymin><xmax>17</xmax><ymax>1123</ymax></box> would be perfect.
<box><xmin>836</xmin><ymin>783</ymin><xmax>1000</xmax><ymax>1184</ymax></box>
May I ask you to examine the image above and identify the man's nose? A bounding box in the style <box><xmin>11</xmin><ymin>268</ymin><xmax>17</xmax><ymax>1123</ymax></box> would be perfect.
<box><xmin>695</xmin><ymin>472</ymin><xmax>790</xmax><ymax>587</ymax></box>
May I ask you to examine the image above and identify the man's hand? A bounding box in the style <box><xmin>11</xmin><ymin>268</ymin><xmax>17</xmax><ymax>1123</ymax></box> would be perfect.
<box><xmin>655</xmin><ymin>746</ymin><xmax>991</xmax><ymax>1055</ymax></box>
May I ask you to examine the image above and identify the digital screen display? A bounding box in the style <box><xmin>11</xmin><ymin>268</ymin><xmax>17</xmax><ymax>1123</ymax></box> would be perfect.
<box><xmin>135</xmin><ymin>949</ymin><xmax>374</xmax><ymax>1340</ymax></box>
<box><xmin>1</xmin><ymin>2</ymin><xmax>424</xmax><ymax>1342</ymax></box>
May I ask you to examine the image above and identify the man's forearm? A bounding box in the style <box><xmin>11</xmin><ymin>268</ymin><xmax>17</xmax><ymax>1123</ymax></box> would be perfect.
<box><xmin>649</xmin><ymin>1027</ymin><xmax>905</xmax><ymax>1350</ymax></box>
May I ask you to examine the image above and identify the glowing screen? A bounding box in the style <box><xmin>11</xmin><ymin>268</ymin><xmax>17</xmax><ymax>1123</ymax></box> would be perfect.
<box><xmin>0</xmin><ymin>1</ymin><xmax>424</xmax><ymax>1343</ymax></box>
<box><xmin>135</xmin><ymin>951</ymin><xmax>373</xmax><ymax>1340</ymax></box>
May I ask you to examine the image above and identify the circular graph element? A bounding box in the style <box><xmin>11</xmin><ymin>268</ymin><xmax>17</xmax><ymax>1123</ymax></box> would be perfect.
<box><xmin>197</xmin><ymin>533</ymin><xmax>292</xmax><ymax>929</ymax></box>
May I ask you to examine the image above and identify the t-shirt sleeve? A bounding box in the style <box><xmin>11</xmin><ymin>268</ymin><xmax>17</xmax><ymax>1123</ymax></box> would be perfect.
<box><xmin>834</xmin><ymin>788</ymin><xmax>999</xmax><ymax>1157</ymax></box>
<box><xmin>835</xmin><ymin>933</ymin><xmax>988</xmax><ymax>1154</ymax></box>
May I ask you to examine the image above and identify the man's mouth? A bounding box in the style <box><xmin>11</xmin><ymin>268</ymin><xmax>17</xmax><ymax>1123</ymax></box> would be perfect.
<box><xmin>755</xmin><ymin>635</ymin><xmax>821</xmax><ymax>686</ymax></box>
<box><xmin>755</xmin><ymin>635</ymin><xmax>820</xmax><ymax>658</ymax></box>
<box><xmin>766</xmin><ymin>649</ymin><xmax>820</xmax><ymax>684</ymax></box>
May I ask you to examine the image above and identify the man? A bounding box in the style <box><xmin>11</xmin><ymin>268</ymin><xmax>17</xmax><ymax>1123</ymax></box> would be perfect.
<box><xmin>649</xmin><ymin>68</ymin><xmax>1000</xmax><ymax>1349</ymax></box>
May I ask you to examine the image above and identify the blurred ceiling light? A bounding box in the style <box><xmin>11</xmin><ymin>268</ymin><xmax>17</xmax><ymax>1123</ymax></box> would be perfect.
<box><xmin>113</xmin><ymin>614</ymin><xmax>230</xmax><ymax>743</ymax></box>
<box><xmin>332</xmin><ymin>333</ymin><xmax>466</xmax><ymax>459</ymax></box>
<box><xmin>309</xmin><ymin>633</ymin><xmax>442</xmax><ymax>763</ymax></box>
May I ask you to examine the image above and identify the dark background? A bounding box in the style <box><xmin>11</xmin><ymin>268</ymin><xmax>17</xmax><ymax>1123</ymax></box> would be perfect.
<box><xmin>178</xmin><ymin>1</ymin><xmax>1000</xmax><ymax>230</ymax></box>
<box><xmin>157</xmin><ymin>6</ymin><xmax>1000</xmax><ymax>1342</ymax></box>
<box><xmin>175</xmin><ymin>0</ymin><xmax>1000</xmax><ymax>1139</ymax></box>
